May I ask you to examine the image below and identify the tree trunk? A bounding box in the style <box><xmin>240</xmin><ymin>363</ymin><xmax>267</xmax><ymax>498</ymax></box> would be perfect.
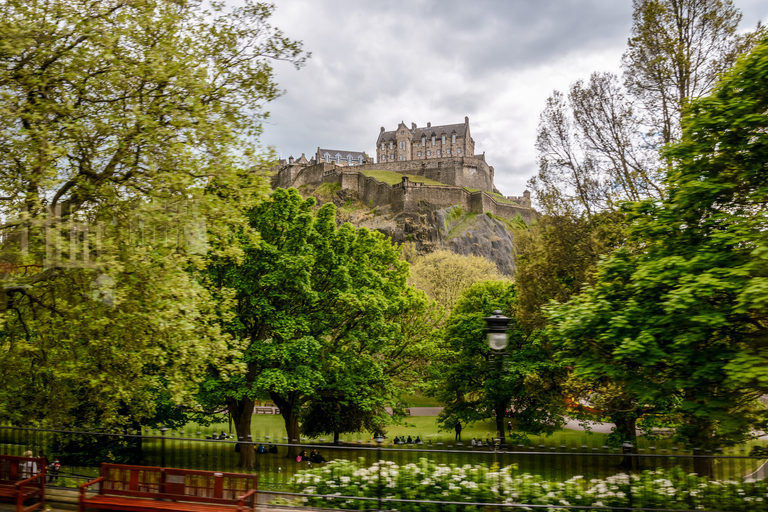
<box><xmin>613</xmin><ymin>414</ymin><xmax>639</xmax><ymax>470</ymax></box>
<box><xmin>693</xmin><ymin>449</ymin><xmax>715</xmax><ymax>478</ymax></box>
<box><xmin>271</xmin><ymin>392</ymin><xmax>301</xmax><ymax>459</ymax></box>
<box><xmin>227</xmin><ymin>396</ymin><xmax>255</xmax><ymax>469</ymax></box>
<box><xmin>334</xmin><ymin>431</ymin><xmax>340</xmax><ymax>445</ymax></box>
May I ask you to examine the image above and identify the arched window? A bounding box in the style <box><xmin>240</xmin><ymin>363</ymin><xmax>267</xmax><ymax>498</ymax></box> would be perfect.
<box><xmin>442</xmin><ymin>135</ymin><xmax>446</xmax><ymax>144</ymax></box>
<box><xmin>452</xmin><ymin>134</ymin><xmax>456</xmax><ymax>143</ymax></box>
<box><xmin>422</xmin><ymin>136</ymin><xmax>426</xmax><ymax>146</ymax></box>
<box><xmin>431</xmin><ymin>135</ymin><xmax>435</xmax><ymax>145</ymax></box>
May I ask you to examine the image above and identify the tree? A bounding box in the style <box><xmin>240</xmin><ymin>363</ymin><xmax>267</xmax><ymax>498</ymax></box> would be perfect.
<box><xmin>623</xmin><ymin>0</ymin><xmax>758</xmax><ymax>146</ymax></box>
<box><xmin>409</xmin><ymin>250</ymin><xmax>504</xmax><ymax>316</ymax></box>
<box><xmin>0</xmin><ymin>0</ymin><xmax>307</xmax><ymax>426</ymax></box>
<box><xmin>429</xmin><ymin>281</ymin><xmax>565</xmax><ymax>445</ymax></box>
<box><xmin>204</xmin><ymin>188</ymin><xmax>429</xmax><ymax>468</ymax></box>
<box><xmin>547</xmin><ymin>37</ymin><xmax>768</xmax><ymax>476</ymax></box>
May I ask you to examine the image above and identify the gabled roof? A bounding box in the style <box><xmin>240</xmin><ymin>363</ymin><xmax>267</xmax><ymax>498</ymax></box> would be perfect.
<box><xmin>319</xmin><ymin>149</ymin><xmax>368</xmax><ymax>160</ymax></box>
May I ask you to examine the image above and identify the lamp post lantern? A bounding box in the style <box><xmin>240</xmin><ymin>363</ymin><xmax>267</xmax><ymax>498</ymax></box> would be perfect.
<box><xmin>484</xmin><ymin>310</ymin><xmax>510</xmax><ymax>450</ymax></box>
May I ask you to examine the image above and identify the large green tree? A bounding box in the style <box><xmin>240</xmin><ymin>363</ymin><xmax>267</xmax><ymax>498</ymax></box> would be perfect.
<box><xmin>430</xmin><ymin>281</ymin><xmax>565</xmax><ymax>445</ymax></box>
<box><xmin>547</xmin><ymin>37</ymin><xmax>768</xmax><ymax>476</ymax></box>
<box><xmin>0</xmin><ymin>0</ymin><xmax>306</xmax><ymax>426</ymax></box>
<box><xmin>204</xmin><ymin>188</ymin><xmax>429</xmax><ymax>468</ymax></box>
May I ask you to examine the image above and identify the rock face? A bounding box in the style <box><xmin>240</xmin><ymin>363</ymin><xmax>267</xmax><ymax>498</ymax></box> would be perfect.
<box><xmin>301</xmin><ymin>183</ymin><xmax>519</xmax><ymax>275</ymax></box>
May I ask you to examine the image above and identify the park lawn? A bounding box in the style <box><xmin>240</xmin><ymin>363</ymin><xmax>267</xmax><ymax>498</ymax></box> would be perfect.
<box><xmin>361</xmin><ymin>170</ymin><xmax>447</xmax><ymax>186</ymax></box>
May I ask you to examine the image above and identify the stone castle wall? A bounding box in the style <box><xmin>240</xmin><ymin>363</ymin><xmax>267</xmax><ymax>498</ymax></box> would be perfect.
<box><xmin>274</xmin><ymin>163</ymin><xmax>534</xmax><ymax>223</ymax></box>
<box><xmin>352</xmin><ymin>156</ymin><xmax>493</xmax><ymax>192</ymax></box>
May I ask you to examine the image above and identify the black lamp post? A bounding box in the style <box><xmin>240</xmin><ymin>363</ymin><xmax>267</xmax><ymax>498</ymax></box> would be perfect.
<box><xmin>484</xmin><ymin>310</ymin><xmax>510</xmax><ymax>449</ymax></box>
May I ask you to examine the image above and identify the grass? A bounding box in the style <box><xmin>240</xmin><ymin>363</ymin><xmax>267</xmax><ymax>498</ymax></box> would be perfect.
<box><xmin>446</xmin><ymin>212</ymin><xmax>478</xmax><ymax>240</ymax></box>
<box><xmin>313</xmin><ymin>181</ymin><xmax>341</xmax><ymax>199</ymax></box>
<box><xmin>486</xmin><ymin>211</ymin><xmax>527</xmax><ymax>231</ymax></box>
<box><xmin>361</xmin><ymin>170</ymin><xmax>448</xmax><ymax>186</ymax></box>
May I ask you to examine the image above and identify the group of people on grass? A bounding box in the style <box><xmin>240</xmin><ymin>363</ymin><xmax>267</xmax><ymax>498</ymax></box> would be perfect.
<box><xmin>256</xmin><ymin>444</ymin><xmax>278</xmax><ymax>454</ymax></box>
<box><xmin>296</xmin><ymin>449</ymin><xmax>327</xmax><ymax>463</ymax></box>
<box><xmin>393</xmin><ymin>435</ymin><xmax>422</xmax><ymax>445</ymax></box>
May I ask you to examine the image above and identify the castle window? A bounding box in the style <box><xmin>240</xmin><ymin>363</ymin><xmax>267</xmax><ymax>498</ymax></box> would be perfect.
<box><xmin>442</xmin><ymin>135</ymin><xmax>446</xmax><ymax>144</ymax></box>
<box><xmin>427</xmin><ymin>150</ymin><xmax>431</xmax><ymax>156</ymax></box>
<box><xmin>452</xmin><ymin>134</ymin><xmax>456</xmax><ymax>143</ymax></box>
<box><xmin>389</xmin><ymin>142</ymin><xmax>393</xmax><ymax>149</ymax></box>
<box><xmin>457</xmin><ymin>148</ymin><xmax>462</xmax><ymax>154</ymax></box>
<box><xmin>417</xmin><ymin>151</ymin><xmax>422</xmax><ymax>157</ymax></box>
<box><xmin>431</xmin><ymin>136</ymin><xmax>435</xmax><ymax>145</ymax></box>
<box><xmin>324</xmin><ymin>153</ymin><xmax>330</xmax><ymax>163</ymax></box>
<box><xmin>422</xmin><ymin>136</ymin><xmax>426</xmax><ymax>146</ymax></box>
<box><xmin>437</xmin><ymin>149</ymin><xmax>441</xmax><ymax>156</ymax></box>
<box><xmin>336</xmin><ymin>155</ymin><xmax>341</xmax><ymax>164</ymax></box>
<box><xmin>390</xmin><ymin>154</ymin><xmax>394</xmax><ymax>159</ymax></box>
<box><xmin>358</xmin><ymin>156</ymin><xmax>363</xmax><ymax>164</ymax></box>
<box><xmin>347</xmin><ymin>155</ymin><xmax>352</xmax><ymax>164</ymax></box>
<box><xmin>446</xmin><ymin>149</ymin><xmax>450</xmax><ymax>155</ymax></box>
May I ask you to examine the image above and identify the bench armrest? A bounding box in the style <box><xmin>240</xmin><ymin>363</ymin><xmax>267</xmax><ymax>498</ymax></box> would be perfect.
<box><xmin>79</xmin><ymin>476</ymin><xmax>103</xmax><ymax>499</ymax></box>
<box><xmin>14</xmin><ymin>472</ymin><xmax>45</xmax><ymax>488</ymax></box>
<box><xmin>237</xmin><ymin>488</ymin><xmax>257</xmax><ymax>509</ymax></box>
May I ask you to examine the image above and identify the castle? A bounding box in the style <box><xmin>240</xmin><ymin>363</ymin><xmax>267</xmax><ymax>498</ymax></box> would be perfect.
<box><xmin>272</xmin><ymin>117</ymin><xmax>533</xmax><ymax>223</ymax></box>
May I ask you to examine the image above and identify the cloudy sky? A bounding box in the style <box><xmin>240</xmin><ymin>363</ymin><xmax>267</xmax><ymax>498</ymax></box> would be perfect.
<box><xmin>257</xmin><ymin>0</ymin><xmax>767</xmax><ymax>197</ymax></box>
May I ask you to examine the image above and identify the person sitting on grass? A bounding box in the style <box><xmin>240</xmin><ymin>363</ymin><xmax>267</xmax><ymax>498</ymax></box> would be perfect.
<box><xmin>296</xmin><ymin>450</ymin><xmax>308</xmax><ymax>462</ymax></box>
<box><xmin>476</xmin><ymin>439</ymin><xmax>484</xmax><ymax>447</ymax></box>
<box><xmin>310</xmin><ymin>449</ymin><xmax>327</xmax><ymax>463</ymax></box>
<box><xmin>268</xmin><ymin>444</ymin><xmax>278</xmax><ymax>454</ymax></box>
<box><xmin>415</xmin><ymin>436</ymin><xmax>423</xmax><ymax>444</ymax></box>
<box><xmin>406</xmin><ymin>435</ymin><xmax>413</xmax><ymax>444</ymax></box>
<box><xmin>257</xmin><ymin>444</ymin><xmax>266</xmax><ymax>454</ymax></box>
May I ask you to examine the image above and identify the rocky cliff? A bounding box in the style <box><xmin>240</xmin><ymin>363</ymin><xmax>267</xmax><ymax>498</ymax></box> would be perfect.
<box><xmin>299</xmin><ymin>184</ymin><xmax>522</xmax><ymax>275</ymax></box>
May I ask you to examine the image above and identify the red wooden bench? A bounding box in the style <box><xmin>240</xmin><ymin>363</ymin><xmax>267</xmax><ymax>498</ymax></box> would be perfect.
<box><xmin>0</xmin><ymin>454</ymin><xmax>46</xmax><ymax>512</ymax></box>
<box><xmin>79</xmin><ymin>463</ymin><xmax>258</xmax><ymax>512</ymax></box>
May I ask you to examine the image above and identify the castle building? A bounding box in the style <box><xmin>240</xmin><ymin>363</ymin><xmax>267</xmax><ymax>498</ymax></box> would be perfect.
<box><xmin>376</xmin><ymin>117</ymin><xmax>475</xmax><ymax>163</ymax></box>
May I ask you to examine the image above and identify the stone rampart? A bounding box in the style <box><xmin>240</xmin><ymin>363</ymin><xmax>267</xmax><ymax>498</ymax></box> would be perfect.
<box><xmin>352</xmin><ymin>156</ymin><xmax>493</xmax><ymax>192</ymax></box>
<box><xmin>273</xmin><ymin>163</ymin><xmax>534</xmax><ymax>223</ymax></box>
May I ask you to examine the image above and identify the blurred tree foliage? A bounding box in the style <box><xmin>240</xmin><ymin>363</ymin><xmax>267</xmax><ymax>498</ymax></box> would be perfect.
<box><xmin>0</xmin><ymin>0</ymin><xmax>307</xmax><ymax>427</ymax></box>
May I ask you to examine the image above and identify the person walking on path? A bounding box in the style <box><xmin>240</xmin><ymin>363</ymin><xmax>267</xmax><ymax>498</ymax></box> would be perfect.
<box><xmin>454</xmin><ymin>421</ymin><xmax>462</xmax><ymax>441</ymax></box>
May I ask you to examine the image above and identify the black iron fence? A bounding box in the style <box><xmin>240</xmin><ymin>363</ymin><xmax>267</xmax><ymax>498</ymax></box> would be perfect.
<box><xmin>2</xmin><ymin>424</ymin><xmax>768</xmax><ymax>511</ymax></box>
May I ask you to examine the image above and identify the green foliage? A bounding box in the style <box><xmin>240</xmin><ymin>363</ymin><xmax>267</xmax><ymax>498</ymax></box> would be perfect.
<box><xmin>429</xmin><ymin>281</ymin><xmax>565</xmax><ymax>441</ymax></box>
<box><xmin>204</xmin><ymin>188</ymin><xmax>430</xmax><ymax>463</ymax></box>
<box><xmin>409</xmin><ymin>250</ymin><xmax>504</xmax><ymax>316</ymax></box>
<box><xmin>547</xmin><ymin>38</ymin><xmax>768</xmax><ymax>461</ymax></box>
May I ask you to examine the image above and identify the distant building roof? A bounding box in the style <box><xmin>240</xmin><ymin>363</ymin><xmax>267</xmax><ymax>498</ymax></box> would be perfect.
<box><xmin>377</xmin><ymin>121</ymin><xmax>468</xmax><ymax>144</ymax></box>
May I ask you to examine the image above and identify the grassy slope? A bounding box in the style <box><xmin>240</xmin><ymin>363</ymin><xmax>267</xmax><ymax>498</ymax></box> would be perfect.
<box><xmin>361</xmin><ymin>170</ymin><xmax>447</xmax><ymax>186</ymax></box>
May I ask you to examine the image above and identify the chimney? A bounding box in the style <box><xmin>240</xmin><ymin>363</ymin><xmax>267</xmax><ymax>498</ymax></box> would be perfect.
<box><xmin>411</xmin><ymin>122</ymin><xmax>416</xmax><ymax>130</ymax></box>
<box><xmin>427</xmin><ymin>122</ymin><xmax>431</xmax><ymax>128</ymax></box>
<box><xmin>380</xmin><ymin>126</ymin><xmax>385</xmax><ymax>132</ymax></box>
<box><xmin>288</xmin><ymin>156</ymin><xmax>294</xmax><ymax>164</ymax></box>
<box><xmin>465</xmin><ymin>116</ymin><xmax>469</xmax><ymax>124</ymax></box>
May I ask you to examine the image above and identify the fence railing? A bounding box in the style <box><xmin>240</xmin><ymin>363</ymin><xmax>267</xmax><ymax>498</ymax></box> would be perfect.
<box><xmin>2</xmin><ymin>425</ymin><xmax>767</xmax><ymax>511</ymax></box>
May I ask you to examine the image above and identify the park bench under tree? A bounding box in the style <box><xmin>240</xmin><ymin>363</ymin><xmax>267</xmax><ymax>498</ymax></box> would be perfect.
<box><xmin>0</xmin><ymin>454</ymin><xmax>46</xmax><ymax>512</ymax></box>
<box><xmin>79</xmin><ymin>463</ymin><xmax>258</xmax><ymax>512</ymax></box>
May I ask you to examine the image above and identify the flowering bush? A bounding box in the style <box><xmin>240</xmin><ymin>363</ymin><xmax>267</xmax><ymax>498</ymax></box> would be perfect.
<box><xmin>290</xmin><ymin>458</ymin><xmax>768</xmax><ymax>511</ymax></box>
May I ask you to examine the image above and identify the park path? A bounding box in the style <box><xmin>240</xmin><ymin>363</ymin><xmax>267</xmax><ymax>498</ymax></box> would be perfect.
<box><xmin>391</xmin><ymin>406</ymin><xmax>618</xmax><ymax>434</ymax></box>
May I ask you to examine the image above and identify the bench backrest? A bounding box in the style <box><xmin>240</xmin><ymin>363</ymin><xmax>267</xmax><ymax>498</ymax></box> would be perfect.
<box><xmin>99</xmin><ymin>463</ymin><xmax>257</xmax><ymax>506</ymax></box>
<box><xmin>0</xmin><ymin>455</ymin><xmax>45</xmax><ymax>485</ymax></box>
